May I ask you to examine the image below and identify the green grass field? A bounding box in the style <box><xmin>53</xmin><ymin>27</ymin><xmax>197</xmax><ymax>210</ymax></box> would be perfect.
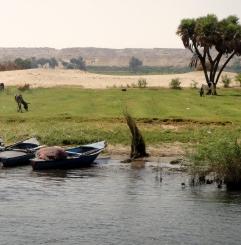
<box><xmin>0</xmin><ymin>87</ymin><xmax>241</xmax><ymax>146</ymax></box>
<box><xmin>86</xmin><ymin>66</ymin><xmax>191</xmax><ymax>75</ymax></box>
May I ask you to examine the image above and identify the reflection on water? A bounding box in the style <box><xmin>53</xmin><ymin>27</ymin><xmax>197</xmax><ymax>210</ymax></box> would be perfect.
<box><xmin>0</xmin><ymin>158</ymin><xmax>241</xmax><ymax>245</ymax></box>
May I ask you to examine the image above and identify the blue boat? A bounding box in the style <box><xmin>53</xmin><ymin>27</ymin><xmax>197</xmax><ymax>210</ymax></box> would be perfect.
<box><xmin>31</xmin><ymin>141</ymin><xmax>106</xmax><ymax>170</ymax></box>
<box><xmin>0</xmin><ymin>138</ymin><xmax>41</xmax><ymax>167</ymax></box>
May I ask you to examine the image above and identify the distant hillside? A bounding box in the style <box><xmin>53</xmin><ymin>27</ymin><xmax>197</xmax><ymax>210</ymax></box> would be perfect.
<box><xmin>0</xmin><ymin>47</ymin><xmax>239</xmax><ymax>69</ymax></box>
<box><xmin>0</xmin><ymin>47</ymin><xmax>192</xmax><ymax>67</ymax></box>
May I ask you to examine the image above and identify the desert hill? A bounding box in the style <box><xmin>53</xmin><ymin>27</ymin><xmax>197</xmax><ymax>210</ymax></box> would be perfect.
<box><xmin>0</xmin><ymin>47</ymin><xmax>193</xmax><ymax>67</ymax></box>
<box><xmin>0</xmin><ymin>47</ymin><xmax>239</xmax><ymax>70</ymax></box>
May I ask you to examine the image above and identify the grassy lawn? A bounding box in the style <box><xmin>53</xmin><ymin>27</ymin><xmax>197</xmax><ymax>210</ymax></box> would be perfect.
<box><xmin>0</xmin><ymin>87</ymin><xmax>241</xmax><ymax>146</ymax></box>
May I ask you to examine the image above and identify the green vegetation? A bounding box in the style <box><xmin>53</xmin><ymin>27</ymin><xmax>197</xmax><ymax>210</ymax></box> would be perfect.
<box><xmin>177</xmin><ymin>14</ymin><xmax>241</xmax><ymax>94</ymax></box>
<box><xmin>0</xmin><ymin>87</ymin><xmax>241</xmax><ymax>147</ymax></box>
<box><xmin>86</xmin><ymin>66</ymin><xmax>191</xmax><ymax>75</ymax></box>
<box><xmin>62</xmin><ymin>56</ymin><xmax>86</xmax><ymax>70</ymax></box>
<box><xmin>137</xmin><ymin>78</ymin><xmax>147</xmax><ymax>88</ymax></box>
<box><xmin>226</xmin><ymin>60</ymin><xmax>241</xmax><ymax>73</ymax></box>
<box><xmin>190</xmin><ymin>80</ymin><xmax>198</xmax><ymax>89</ymax></box>
<box><xmin>235</xmin><ymin>73</ymin><xmax>241</xmax><ymax>86</ymax></box>
<box><xmin>129</xmin><ymin>56</ymin><xmax>143</xmax><ymax>73</ymax></box>
<box><xmin>169</xmin><ymin>78</ymin><xmax>181</xmax><ymax>89</ymax></box>
<box><xmin>190</xmin><ymin>134</ymin><xmax>241</xmax><ymax>190</ymax></box>
<box><xmin>15</xmin><ymin>57</ymin><xmax>58</xmax><ymax>69</ymax></box>
<box><xmin>14</xmin><ymin>58</ymin><xmax>32</xmax><ymax>69</ymax></box>
<box><xmin>222</xmin><ymin>74</ymin><xmax>231</xmax><ymax>88</ymax></box>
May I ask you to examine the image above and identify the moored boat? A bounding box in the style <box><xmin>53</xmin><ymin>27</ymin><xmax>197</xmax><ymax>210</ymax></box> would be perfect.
<box><xmin>31</xmin><ymin>141</ymin><xmax>106</xmax><ymax>171</ymax></box>
<box><xmin>0</xmin><ymin>138</ymin><xmax>41</xmax><ymax>167</ymax></box>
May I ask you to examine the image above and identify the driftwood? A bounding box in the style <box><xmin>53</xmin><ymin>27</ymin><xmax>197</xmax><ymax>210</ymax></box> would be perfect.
<box><xmin>124</xmin><ymin>112</ymin><xmax>148</xmax><ymax>159</ymax></box>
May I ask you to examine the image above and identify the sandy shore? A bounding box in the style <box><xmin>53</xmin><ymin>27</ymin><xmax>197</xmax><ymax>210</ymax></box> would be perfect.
<box><xmin>102</xmin><ymin>143</ymin><xmax>187</xmax><ymax>169</ymax></box>
<box><xmin>106</xmin><ymin>143</ymin><xmax>186</xmax><ymax>158</ymax></box>
<box><xmin>0</xmin><ymin>68</ymin><xmax>237</xmax><ymax>88</ymax></box>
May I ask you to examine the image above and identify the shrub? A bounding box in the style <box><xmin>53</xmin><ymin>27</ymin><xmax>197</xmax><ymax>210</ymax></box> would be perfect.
<box><xmin>18</xmin><ymin>83</ymin><xmax>30</xmax><ymax>91</ymax></box>
<box><xmin>14</xmin><ymin>58</ymin><xmax>32</xmax><ymax>69</ymax></box>
<box><xmin>129</xmin><ymin>56</ymin><xmax>143</xmax><ymax>73</ymax></box>
<box><xmin>62</xmin><ymin>57</ymin><xmax>86</xmax><ymax>71</ymax></box>
<box><xmin>190</xmin><ymin>80</ymin><xmax>198</xmax><ymax>89</ymax></box>
<box><xmin>0</xmin><ymin>61</ymin><xmax>19</xmax><ymax>71</ymax></box>
<box><xmin>137</xmin><ymin>78</ymin><xmax>147</xmax><ymax>88</ymax></box>
<box><xmin>66</xmin><ymin>63</ymin><xmax>76</xmax><ymax>69</ymax></box>
<box><xmin>70</xmin><ymin>56</ymin><xmax>86</xmax><ymax>70</ymax></box>
<box><xmin>190</xmin><ymin>135</ymin><xmax>241</xmax><ymax>190</ymax></box>
<box><xmin>235</xmin><ymin>73</ymin><xmax>241</xmax><ymax>87</ymax></box>
<box><xmin>221</xmin><ymin>74</ymin><xmax>231</xmax><ymax>88</ymax></box>
<box><xmin>169</xmin><ymin>78</ymin><xmax>181</xmax><ymax>89</ymax></box>
<box><xmin>131</xmin><ymin>83</ymin><xmax>137</xmax><ymax>88</ymax></box>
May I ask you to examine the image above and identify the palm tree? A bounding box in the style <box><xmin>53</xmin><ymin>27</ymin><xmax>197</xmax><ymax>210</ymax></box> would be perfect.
<box><xmin>177</xmin><ymin>14</ymin><xmax>241</xmax><ymax>94</ymax></box>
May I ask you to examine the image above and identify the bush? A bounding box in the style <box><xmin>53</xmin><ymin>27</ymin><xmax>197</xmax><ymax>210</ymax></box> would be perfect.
<box><xmin>129</xmin><ymin>56</ymin><xmax>143</xmax><ymax>73</ymax></box>
<box><xmin>137</xmin><ymin>78</ymin><xmax>147</xmax><ymax>88</ymax></box>
<box><xmin>66</xmin><ymin>63</ymin><xmax>76</xmax><ymax>69</ymax></box>
<box><xmin>235</xmin><ymin>73</ymin><xmax>241</xmax><ymax>87</ymax></box>
<box><xmin>62</xmin><ymin>57</ymin><xmax>86</xmax><ymax>71</ymax></box>
<box><xmin>13</xmin><ymin>57</ymin><xmax>58</xmax><ymax>70</ymax></box>
<box><xmin>221</xmin><ymin>74</ymin><xmax>231</xmax><ymax>88</ymax></box>
<box><xmin>18</xmin><ymin>83</ymin><xmax>30</xmax><ymax>91</ymax></box>
<box><xmin>169</xmin><ymin>78</ymin><xmax>181</xmax><ymax>89</ymax></box>
<box><xmin>0</xmin><ymin>61</ymin><xmax>19</xmax><ymax>71</ymax></box>
<box><xmin>70</xmin><ymin>57</ymin><xmax>86</xmax><ymax>70</ymax></box>
<box><xmin>14</xmin><ymin>58</ymin><xmax>32</xmax><ymax>69</ymax></box>
<box><xmin>190</xmin><ymin>80</ymin><xmax>198</xmax><ymax>89</ymax></box>
<box><xmin>190</xmin><ymin>135</ymin><xmax>241</xmax><ymax>190</ymax></box>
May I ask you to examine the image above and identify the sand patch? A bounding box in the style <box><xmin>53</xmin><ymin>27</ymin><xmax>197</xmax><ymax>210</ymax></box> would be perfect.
<box><xmin>0</xmin><ymin>68</ymin><xmax>237</xmax><ymax>89</ymax></box>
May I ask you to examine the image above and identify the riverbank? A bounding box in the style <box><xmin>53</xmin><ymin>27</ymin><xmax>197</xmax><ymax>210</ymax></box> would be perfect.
<box><xmin>0</xmin><ymin>86</ymin><xmax>241</xmax><ymax>159</ymax></box>
<box><xmin>106</xmin><ymin>142</ymin><xmax>185</xmax><ymax>157</ymax></box>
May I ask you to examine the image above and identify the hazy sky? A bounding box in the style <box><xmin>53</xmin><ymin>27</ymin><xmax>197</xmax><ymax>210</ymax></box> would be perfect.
<box><xmin>0</xmin><ymin>0</ymin><xmax>240</xmax><ymax>49</ymax></box>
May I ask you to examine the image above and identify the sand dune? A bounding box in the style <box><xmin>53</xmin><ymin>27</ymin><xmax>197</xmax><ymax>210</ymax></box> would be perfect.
<box><xmin>0</xmin><ymin>68</ymin><xmax>237</xmax><ymax>89</ymax></box>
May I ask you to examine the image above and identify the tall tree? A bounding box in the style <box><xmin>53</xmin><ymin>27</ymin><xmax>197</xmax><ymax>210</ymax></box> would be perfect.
<box><xmin>129</xmin><ymin>56</ymin><xmax>143</xmax><ymax>73</ymax></box>
<box><xmin>177</xmin><ymin>14</ymin><xmax>241</xmax><ymax>94</ymax></box>
<box><xmin>70</xmin><ymin>56</ymin><xmax>86</xmax><ymax>70</ymax></box>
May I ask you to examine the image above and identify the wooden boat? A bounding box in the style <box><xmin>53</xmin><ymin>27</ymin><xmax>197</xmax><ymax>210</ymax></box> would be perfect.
<box><xmin>31</xmin><ymin>141</ymin><xmax>106</xmax><ymax>170</ymax></box>
<box><xmin>0</xmin><ymin>138</ymin><xmax>41</xmax><ymax>167</ymax></box>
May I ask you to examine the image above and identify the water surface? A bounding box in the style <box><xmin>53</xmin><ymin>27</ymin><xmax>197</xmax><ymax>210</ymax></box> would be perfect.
<box><xmin>0</xmin><ymin>158</ymin><xmax>241</xmax><ymax>245</ymax></box>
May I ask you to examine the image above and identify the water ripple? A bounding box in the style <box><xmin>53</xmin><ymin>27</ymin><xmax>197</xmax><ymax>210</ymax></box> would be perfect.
<box><xmin>0</xmin><ymin>159</ymin><xmax>241</xmax><ymax>245</ymax></box>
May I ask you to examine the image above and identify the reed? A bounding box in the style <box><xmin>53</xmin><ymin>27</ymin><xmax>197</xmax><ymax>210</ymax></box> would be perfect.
<box><xmin>190</xmin><ymin>134</ymin><xmax>241</xmax><ymax>190</ymax></box>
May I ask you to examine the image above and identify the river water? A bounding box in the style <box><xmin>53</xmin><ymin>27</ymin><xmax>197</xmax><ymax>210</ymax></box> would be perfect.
<box><xmin>0</xmin><ymin>158</ymin><xmax>241</xmax><ymax>245</ymax></box>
